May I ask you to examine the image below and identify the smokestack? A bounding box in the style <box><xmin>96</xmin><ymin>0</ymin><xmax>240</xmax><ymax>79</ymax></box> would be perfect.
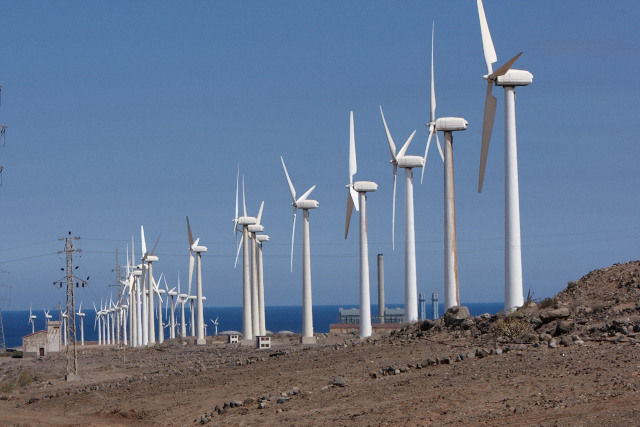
<box><xmin>432</xmin><ymin>293</ymin><xmax>439</xmax><ymax>319</ymax></box>
<box><xmin>378</xmin><ymin>254</ymin><xmax>385</xmax><ymax>324</ymax></box>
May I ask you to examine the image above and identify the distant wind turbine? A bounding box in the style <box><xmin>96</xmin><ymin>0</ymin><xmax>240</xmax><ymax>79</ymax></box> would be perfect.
<box><xmin>281</xmin><ymin>156</ymin><xmax>319</xmax><ymax>344</ymax></box>
<box><xmin>187</xmin><ymin>216</ymin><xmax>208</xmax><ymax>345</ymax></box>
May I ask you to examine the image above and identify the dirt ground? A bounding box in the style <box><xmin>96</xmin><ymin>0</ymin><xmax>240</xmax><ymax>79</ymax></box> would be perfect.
<box><xmin>1</xmin><ymin>261</ymin><xmax>639</xmax><ymax>426</ymax></box>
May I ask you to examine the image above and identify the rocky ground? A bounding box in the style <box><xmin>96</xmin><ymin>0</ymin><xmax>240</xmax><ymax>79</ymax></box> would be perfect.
<box><xmin>0</xmin><ymin>261</ymin><xmax>639</xmax><ymax>426</ymax></box>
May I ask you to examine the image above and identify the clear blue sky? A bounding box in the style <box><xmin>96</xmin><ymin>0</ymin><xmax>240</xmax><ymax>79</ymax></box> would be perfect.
<box><xmin>0</xmin><ymin>1</ymin><xmax>638</xmax><ymax>311</ymax></box>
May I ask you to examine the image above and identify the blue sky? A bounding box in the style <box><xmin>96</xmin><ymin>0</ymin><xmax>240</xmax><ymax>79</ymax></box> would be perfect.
<box><xmin>0</xmin><ymin>1</ymin><xmax>638</xmax><ymax>311</ymax></box>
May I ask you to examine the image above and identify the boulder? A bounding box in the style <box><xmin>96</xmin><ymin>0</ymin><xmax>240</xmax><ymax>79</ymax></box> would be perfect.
<box><xmin>555</xmin><ymin>320</ymin><xmax>574</xmax><ymax>336</ymax></box>
<box><xmin>443</xmin><ymin>306</ymin><xmax>471</xmax><ymax>327</ymax></box>
<box><xmin>539</xmin><ymin>307</ymin><xmax>570</xmax><ymax>323</ymax></box>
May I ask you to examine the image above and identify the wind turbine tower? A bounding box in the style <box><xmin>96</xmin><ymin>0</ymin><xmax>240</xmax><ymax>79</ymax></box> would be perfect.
<box><xmin>186</xmin><ymin>216</ymin><xmax>208</xmax><ymax>345</ymax></box>
<box><xmin>344</xmin><ymin>111</ymin><xmax>378</xmax><ymax>338</ymax></box>
<box><xmin>76</xmin><ymin>303</ymin><xmax>85</xmax><ymax>346</ymax></box>
<box><xmin>233</xmin><ymin>168</ymin><xmax>257</xmax><ymax>344</ymax></box>
<box><xmin>248</xmin><ymin>202</ymin><xmax>265</xmax><ymax>337</ymax></box>
<box><xmin>142</xmin><ymin>228</ymin><xmax>161</xmax><ymax>345</ymax></box>
<box><xmin>281</xmin><ymin>156</ymin><xmax>319</xmax><ymax>344</ymax></box>
<box><xmin>380</xmin><ymin>107</ymin><xmax>423</xmax><ymax>323</ymax></box>
<box><xmin>423</xmin><ymin>24</ymin><xmax>469</xmax><ymax>310</ymax></box>
<box><xmin>256</xmin><ymin>234</ymin><xmax>269</xmax><ymax>336</ymax></box>
<box><xmin>476</xmin><ymin>0</ymin><xmax>533</xmax><ymax>310</ymax></box>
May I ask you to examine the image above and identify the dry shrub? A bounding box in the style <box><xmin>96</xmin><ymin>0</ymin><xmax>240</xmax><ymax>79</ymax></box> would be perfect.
<box><xmin>17</xmin><ymin>371</ymin><xmax>33</xmax><ymax>387</ymax></box>
<box><xmin>491</xmin><ymin>316</ymin><xmax>532</xmax><ymax>340</ymax></box>
<box><xmin>538</xmin><ymin>297</ymin><xmax>557</xmax><ymax>310</ymax></box>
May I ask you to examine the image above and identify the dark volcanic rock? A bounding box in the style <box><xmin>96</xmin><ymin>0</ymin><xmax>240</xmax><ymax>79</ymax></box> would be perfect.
<box><xmin>443</xmin><ymin>306</ymin><xmax>471</xmax><ymax>327</ymax></box>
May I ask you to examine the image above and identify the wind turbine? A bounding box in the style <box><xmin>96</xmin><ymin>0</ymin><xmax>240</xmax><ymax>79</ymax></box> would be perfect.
<box><xmin>177</xmin><ymin>276</ymin><xmax>188</xmax><ymax>338</ymax></box>
<box><xmin>247</xmin><ymin>202</ymin><xmax>265</xmax><ymax>337</ymax></box>
<box><xmin>93</xmin><ymin>302</ymin><xmax>102</xmax><ymax>345</ymax></box>
<box><xmin>255</xmin><ymin>233</ymin><xmax>269</xmax><ymax>336</ymax></box>
<box><xmin>141</xmin><ymin>227</ymin><xmax>161</xmax><ymax>345</ymax></box>
<box><xmin>210</xmin><ymin>317</ymin><xmax>219</xmax><ymax>336</ymax></box>
<box><xmin>422</xmin><ymin>23</ymin><xmax>469</xmax><ymax>311</ymax></box>
<box><xmin>165</xmin><ymin>276</ymin><xmax>177</xmax><ymax>340</ymax></box>
<box><xmin>76</xmin><ymin>302</ymin><xmax>86</xmax><ymax>346</ymax></box>
<box><xmin>380</xmin><ymin>106</ymin><xmax>423</xmax><ymax>323</ymax></box>
<box><xmin>186</xmin><ymin>216</ymin><xmax>208</xmax><ymax>345</ymax></box>
<box><xmin>43</xmin><ymin>309</ymin><xmax>52</xmax><ymax>327</ymax></box>
<box><xmin>281</xmin><ymin>156</ymin><xmax>319</xmax><ymax>344</ymax></box>
<box><xmin>232</xmin><ymin>167</ymin><xmax>257</xmax><ymax>344</ymax></box>
<box><xmin>61</xmin><ymin>310</ymin><xmax>68</xmax><ymax>346</ymax></box>
<box><xmin>28</xmin><ymin>305</ymin><xmax>36</xmax><ymax>334</ymax></box>
<box><xmin>152</xmin><ymin>273</ymin><xmax>165</xmax><ymax>344</ymax></box>
<box><xmin>476</xmin><ymin>0</ymin><xmax>532</xmax><ymax>311</ymax></box>
<box><xmin>344</xmin><ymin>111</ymin><xmax>378</xmax><ymax>338</ymax></box>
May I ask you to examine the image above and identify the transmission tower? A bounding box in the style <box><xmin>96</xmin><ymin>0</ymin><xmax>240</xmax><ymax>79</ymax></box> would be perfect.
<box><xmin>53</xmin><ymin>232</ymin><xmax>89</xmax><ymax>380</ymax></box>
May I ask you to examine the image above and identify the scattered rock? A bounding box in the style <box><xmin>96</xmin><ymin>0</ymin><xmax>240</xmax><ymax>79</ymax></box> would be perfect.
<box><xmin>539</xmin><ymin>307</ymin><xmax>571</xmax><ymax>323</ymax></box>
<box><xmin>443</xmin><ymin>306</ymin><xmax>471</xmax><ymax>327</ymax></box>
<box><xmin>333</xmin><ymin>377</ymin><xmax>348</xmax><ymax>387</ymax></box>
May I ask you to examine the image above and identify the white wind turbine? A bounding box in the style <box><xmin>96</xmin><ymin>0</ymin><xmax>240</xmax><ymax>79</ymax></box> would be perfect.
<box><xmin>210</xmin><ymin>317</ymin><xmax>219</xmax><ymax>336</ymax></box>
<box><xmin>422</xmin><ymin>23</ymin><xmax>469</xmax><ymax>311</ymax></box>
<box><xmin>344</xmin><ymin>111</ymin><xmax>378</xmax><ymax>338</ymax></box>
<box><xmin>28</xmin><ymin>305</ymin><xmax>36</xmax><ymax>334</ymax></box>
<box><xmin>43</xmin><ymin>309</ymin><xmax>52</xmax><ymax>326</ymax></box>
<box><xmin>165</xmin><ymin>276</ymin><xmax>177</xmax><ymax>340</ymax></box>
<box><xmin>380</xmin><ymin>106</ymin><xmax>423</xmax><ymax>323</ymax></box>
<box><xmin>232</xmin><ymin>167</ymin><xmax>257</xmax><ymax>343</ymax></box>
<box><xmin>281</xmin><ymin>156</ymin><xmax>319</xmax><ymax>344</ymax></box>
<box><xmin>141</xmin><ymin>227</ymin><xmax>161</xmax><ymax>345</ymax></box>
<box><xmin>93</xmin><ymin>302</ymin><xmax>102</xmax><ymax>346</ymax></box>
<box><xmin>61</xmin><ymin>310</ymin><xmax>68</xmax><ymax>346</ymax></box>
<box><xmin>247</xmin><ymin>202</ymin><xmax>265</xmax><ymax>337</ymax></box>
<box><xmin>177</xmin><ymin>276</ymin><xmax>188</xmax><ymax>338</ymax></box>
<box><xmin>476</xmin><ymin>0</ymin><xmax>532</xmax><ymax>311</ymax></box>
<box><xmin>255</xmin><ymin>233</ymin><xmax>269</xmax><ymax>336</ymax></box>
<box><xmin>186</xmin><ymin>216</ymin><xmax>208</xmax><ymax>345</ymax></box>
<box><xmin>76</xmin><ymin>302</ymin><xmax>86</xmax><ymax>346</ymax></box>
<box><xmin>152</xmin><ymin>273</ymin><xmax>165</xmax><ymax>344</ymax></box>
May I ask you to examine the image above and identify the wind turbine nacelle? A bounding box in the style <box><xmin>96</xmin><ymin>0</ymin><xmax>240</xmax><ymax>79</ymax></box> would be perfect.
<box><xmin>168</xmin><ymin>291</ymin><xmax>178</xmax><ymax>296</ymax></box>
<box><xmin>178</xmin><ymin>294</ymin><xmax>188</xmax><ymax>300</ymax></box>
<box><xmin>496</xmin><ymin>69</ymin><xmax>533</xmax><ymax>86</ymax></box>
<box><xmin>133</xmin><ymin>270</ymin><xmax>142</xmax><ymax>276</ymax></box>
<box><xmin>397</xmin><ymin>156</ymin><xmax>425</xmax><ymax>169</ymax></box>
<box><xmin>354</xmin><ymin>181</ymin><xmax>378</xmax><ymax>192</ymax></box>
<box><xmin>145</xmin><ymin>255</ymin><xmax>159</xmax><ymax>263</ymax></box>
<box><xmin>248</xmin><ymin>224</ymin><xmax>264</xmax><ymax>233</ymax></box>
<box><xmin>436</xmin><ymin>117</ymin><xmax>468</xmax><ymax>132</ymax></box>
<box><xmin>192</xmin><ymin>245</ymin><xmax>208</xmax><ymax>253</ymax></box>
<box><xmin>256</xmin><ymin>234</ymin><xmax>270</xmax><ymax>243</ymax></box>
<box><xmin>297</xmin><ymin>200</ymin><xmax>319</xmax><ymax>209</ymax></box>
<box><xmin>237</xmin><ymin>216</ymin><xmax>257</xmax><ymax>226</ymax></box>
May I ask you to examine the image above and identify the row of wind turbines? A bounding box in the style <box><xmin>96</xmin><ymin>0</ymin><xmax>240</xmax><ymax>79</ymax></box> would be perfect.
<box><xmin>271</xmin><ymin>0</ymin><xmax>533</xmax><ymax>339</ymax></box>
<box><xmin>65</xmin><ymin>0</ymin><xmax>532</xmax><ymax>346</ymax></box>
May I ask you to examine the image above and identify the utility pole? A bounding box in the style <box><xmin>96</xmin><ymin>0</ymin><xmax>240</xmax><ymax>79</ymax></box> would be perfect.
<box><xmin>53</xmin><ymin>232</ymin><xmax>88</xmax><ymax>380</ymax></box>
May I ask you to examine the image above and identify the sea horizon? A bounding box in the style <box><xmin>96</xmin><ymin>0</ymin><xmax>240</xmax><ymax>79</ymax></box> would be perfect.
<box><xmin>2</xmin><ymin>302</ymin><xmax>504</xmax><ymax>349</ymax></box>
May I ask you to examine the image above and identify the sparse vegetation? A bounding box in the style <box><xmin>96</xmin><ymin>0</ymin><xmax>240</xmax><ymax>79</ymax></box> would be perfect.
<box><xmin>17</xmin><ymin>371</ymin><xmax>33</xmax><ymax>387</ymax></box>
<box><xmin>491</xmin><ymin>316</ymin><xmax>532</xmax><ymax>340</ymax></box>
<box><xmin>538</xmin><ymin>297</ymin><xmax>557</xmax><ymax>310</ymax></box>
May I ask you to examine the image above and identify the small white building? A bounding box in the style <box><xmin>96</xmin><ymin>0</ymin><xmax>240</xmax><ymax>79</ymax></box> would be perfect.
<box><xmin>22</xmin><ymin>320</ymin><xmax>61</xmax><ymax>357</ymax></box>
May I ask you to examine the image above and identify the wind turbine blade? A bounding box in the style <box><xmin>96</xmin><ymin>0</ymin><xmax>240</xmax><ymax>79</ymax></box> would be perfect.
<box><xmin>392</xmin><ymin>164</ymin><xmax>397</xmax><ymax>250</ymax></box>
<box><xmin>256</xmin><ymin>201</ymin><xmax>264</xmax><ymax>225</ymax></box>
<box><xmin>280</xmin><ymin>156</ymin><xmax>297</xmax><ymax>203</ymax></box>
<box><xmin>296</xmin><ymin>185</ymin><xmax>316</xmax><ymax>204</ymax></box>
<box><xmin>186</xmin><ymin>216</ymin><xmax>194</xmax><ymax>246</ymax></box>
<box><xmin>479</xmin><ymin>81</ymin><xmax>497</xmax><ymax>192</ymax></box>
<box><xmin>242</xmin><ymin>175</ymin><xmax>247</xmax><ymax>217</ymax></box>
<box><xmin>421</xmin><ymin>127</ymin><xmax>434</xmax><ymax>184</ymax></box>
<box><xmin>345</xmin><ymin>191</ymin><xmax>354</xmax><ymax>239</ymax></box>
<box><xmin>349</xmin><ymin>111</ymin><xmax>357</xmax><ymax>183</ymax></box>
<box><xmin>234</xmin><ymin>235</ymin><xmax>243</xmax><ymax>269</ymax></box>
<box><xmin>435</xmin><ymin>131</ymin><xmax>444</xmax><ymax>162</ymax></box>
<box><xmin>131</xmin><ymin>236</ymin><xmax>135</xmax><ymax>268</ymax></box>
<box><xmin>379</xmin><ymin>106</ymin><xmax>397</xmax><ymax>162</ymax></box>
<box><xmin>141</xmin><ymin>226</ymin><xmax>147</xmax><ymax>256</ymax></box>
<box><xmin>349</xmin><ymin>186</ymin><xmax>359</xmax><ymax>212</ymax></box>
<box><xmin>234</xmin><ymin>164</ymin><xmax>239</xmax><ymax>231</ymax></box>
<box><xmin>290</xmin><ymin>208</ymin><xmax>297</xmax><ymax>272</ymax></box>
<box><xmin>477</xmin><ymin>0</ymin><xmax>497</xmax><ymax>75</ymax></box>
<box><xmin>397</xmin><ymin>130</ymin><xmax>417</xmax><ymax>158</ymax></box>
<box><xmin>490</xmin><ymin>52</ymin><xmax>523</xmax><ymax>79</ymax></box>
<box><xmin>430</xmin><ymin>22</ymin><xmax>436</xmax><ymax>123</ymax></box>
<box><xmin>150</xmin><ymin>233</ymin><xmax>161</xmax><ymax>256</ymax></box>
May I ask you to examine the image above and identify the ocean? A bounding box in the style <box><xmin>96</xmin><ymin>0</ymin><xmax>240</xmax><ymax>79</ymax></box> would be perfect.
<box><xmin>2</xmin><ymin>302</ymin><xmax>504</xmax><ymax>349</ymax></box>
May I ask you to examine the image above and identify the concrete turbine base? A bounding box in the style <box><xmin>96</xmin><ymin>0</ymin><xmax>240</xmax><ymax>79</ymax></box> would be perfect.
<box><xmin>196</xmin><ymin>338</ymin><xmax>206</xmax><ymax>345</ymax></box>
<box><xmin>301</xmin><ymin>336</ymin><xmax>317</xmax><ymax>345</ymax></box>
<box><xmin>240</xmin><ymin>339</ymin><xmax>255</xmax><ymax>347</ymax></box>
